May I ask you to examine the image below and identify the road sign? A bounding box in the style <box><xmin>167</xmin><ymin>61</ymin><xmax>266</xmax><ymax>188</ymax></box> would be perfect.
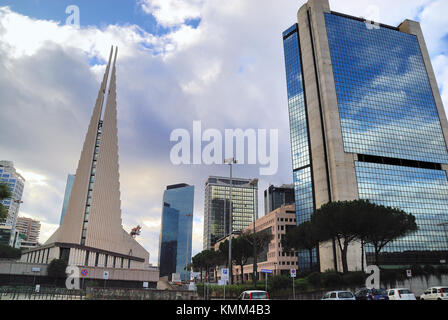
<box><xmin>143</xmin><ymin>282</ymin><xmax>149</xmax><ymax>288</ymax></box>
<box><xmin>32</xmin><ymin>267</ymin><xmax>40</xmax><ymax>273</ymax></box>
<box><xmin>81</xmin><ymin>269</ymin><xmax>88</xmax><ymax>277</ymax></box>
<box><xmin>221</xmin><ymin>268</ymin><xmax>229</xmax><ymax>281</ymax></box>
<box><xmin>261</xmin><ymin>269</ymin><xmax>273</xmax><ymax>274</ymax></box>
<box><xmin>290</xmin><ymin>269</ymin><xmax>297</xmax><ymax>278</ymax></box>
<box><xmin>406</xmin><ymin>270</ymin><xmax>412</xmax><ymax>278</ymax></box>
<box><xmin>103</xmin><ymin>271</ymin><xmax>110</xmax><ymax>280</ymax></box>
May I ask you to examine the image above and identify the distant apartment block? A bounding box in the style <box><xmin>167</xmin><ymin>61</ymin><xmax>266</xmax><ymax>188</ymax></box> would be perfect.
<box><xmin>15</xmin><ymin>216</ymin><xmax>41</xmax><ymax>249</ymax></box>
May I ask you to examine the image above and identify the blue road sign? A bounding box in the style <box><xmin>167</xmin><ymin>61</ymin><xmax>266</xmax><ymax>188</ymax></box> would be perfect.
<box><xmin>261</xmin><ymin>269</ymin><xmax>273</xmax><ymax>274</ymax></box>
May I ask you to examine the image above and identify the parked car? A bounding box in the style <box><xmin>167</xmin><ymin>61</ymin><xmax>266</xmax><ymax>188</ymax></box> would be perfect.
<box><xmin>420</xmin><ymin>287</ymin><xmax>448</xmax><ymax>301</ymax></box>
<box><xmin>387</xmin><ymin>288</ymin><xmax>416</xmax><ymax>300</ymax></box>
<box><xmin>238</xmin><ymin>290</ymin><xmax>270</xmax><ymax>300</ymax></box>
<box><xmin>322</xmin><ymin>291</ymin><xmax>356</xmax><ymax>301</ymax></box>
<box><xmin>354</xmin><ymin>288</ymin><xmax>389</xmax><ymax>300</ymax></box>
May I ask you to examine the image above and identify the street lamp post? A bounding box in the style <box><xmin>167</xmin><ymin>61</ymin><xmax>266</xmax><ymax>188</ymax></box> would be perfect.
<box><xmin>225</xmin><ymin>157</ymin><xmax>237</xmax><ymax>285</ymax></box>
<box><xmin>249</xmin><ymin>179</ymin><xmax>258</xmax><ymax>287</ymax></box>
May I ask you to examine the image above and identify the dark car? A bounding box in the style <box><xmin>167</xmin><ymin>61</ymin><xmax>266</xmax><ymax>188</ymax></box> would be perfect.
<box><xmin>354</xmin><ymin>288</ymin><xmax>389</xmax><ymax>301</ymax></box>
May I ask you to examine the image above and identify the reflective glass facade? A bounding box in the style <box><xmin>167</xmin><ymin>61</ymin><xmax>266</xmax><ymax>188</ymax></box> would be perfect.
<box><xmin>356</xmin><ymin>162</ymin><xmax>448</xmax><ymax>264</ymax></box>
<box><xmin>158</xmin><ymin>184</ymin><xmax>194</xmax><ymax>281</ymax></box>
<box><xmin>324</xmin><ymin>13</ymin><xmax>448</xmax><ymax>265</ymax></box>
<box><xmin>325</xmin><ymin>13</ymin><xmax>448</xmax><ymax>164</ymax></box>
<box><xmin>203</xmin><ymin>177</ymin><xmax>257</xmax><ymax>250</ymax></box>
<box><xmin>283</xmin><ymin>25</ymin><xmax>317</xmax><ymax>270</ymax></box>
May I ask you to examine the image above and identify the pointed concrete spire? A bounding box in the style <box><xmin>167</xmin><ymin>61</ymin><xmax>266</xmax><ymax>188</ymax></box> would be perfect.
<box><xmin>45</xmin><ymin>47</ymin><xmax>149</xmax><ymax>267</ymax></box>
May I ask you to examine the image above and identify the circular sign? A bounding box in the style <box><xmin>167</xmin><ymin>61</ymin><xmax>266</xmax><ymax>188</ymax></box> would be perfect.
<box><xmin>81</xmin><ymin>269</ymin><xmax>88</xmax><ymax>277</ymax></box>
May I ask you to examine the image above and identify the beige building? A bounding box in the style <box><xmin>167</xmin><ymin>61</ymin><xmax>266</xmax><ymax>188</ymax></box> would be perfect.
<box><xmin>15</xmin><ymin>217</ymin><xmax>41</xmax><ymax>249</ymax></box>
<box><xmin>20</xmin><ymin>47</ymin><xmax>157</xmax><ymax>283</ymax></box>
<box><xmin>215</xmin><ymin>204</ymin><xmax>299</xmax><ymax>283</ymax></box>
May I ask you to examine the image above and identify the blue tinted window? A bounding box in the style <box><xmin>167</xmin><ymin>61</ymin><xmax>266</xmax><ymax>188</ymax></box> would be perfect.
<box><xmin>283</xmin><ymin>26</ymin><xmax>311</xmax><ymax>170</ymax></box>
<box><xmin>356</xmin><ymin>162</ymin><xmax>448</xmax><ymax>263</ymax></box>
<box><xmin>325</xmin><ymin>13</ymin><xmax>448</xmax><ymax>164</ymax></box>
<box><xmin>284</xmin><ymin>26</ymin><xmax>316</xmax><ymax>270</ymax></box>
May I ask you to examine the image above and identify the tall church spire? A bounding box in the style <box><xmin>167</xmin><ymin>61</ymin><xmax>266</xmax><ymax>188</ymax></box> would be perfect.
<box><xmin>45</xmin><ymin>47</ymin><xmax>149</xmax><ymax>267</ymax></box>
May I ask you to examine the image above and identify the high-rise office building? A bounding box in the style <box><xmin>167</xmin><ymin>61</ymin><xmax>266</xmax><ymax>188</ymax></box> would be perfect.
<box><xmin>158</xmin><ymin>184</ymin><xmax>194</xmax><ymax>281</ymax></box>
<box><xmin>0</xmin><ymin>161</ymin><xmax>25</xmax><ymax>248</ymax></box>
<box><xmin>21</xmin><ymin>47</ymin><xmax>151</xmax><ymax>271</ymax></box>
<box><xmin>15</xmin><ymin>216</ymin><xmax>41</xmax><ymax>249</ymax></box>
<box><xmin>0</xmin><ymin>161</ymin><xmax>25</xmax><ymax>230</ymax></box>
<box><xmin>264</xmin><ymin>184</ymin><xmax>295</xmax><ymax>215</ymax></box>
<box><xmin>59</xmin><ymin>174</ymin><xmax>75</xmax><ymax>226</ymax></box>
<box><xmin>283</xmin><ymin>0</ymin><xmax>448</xmax><ymax>271</ymax></box>
<box><xmin>203</xmin><ymin>176</ymin><xmax>258</xmax><ymax>250</ymax></box>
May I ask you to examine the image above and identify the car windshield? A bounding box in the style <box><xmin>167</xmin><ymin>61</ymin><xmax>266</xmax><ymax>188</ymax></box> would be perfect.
<box><xmin>399</xmin><ymin>289</ymin><xmax>412</xmax><ymax>294</ymax></box>
<box><xmin>251</xmin><ymin>292</ymin><xmax>268</xmax><ymax>299</ymax></box>
<box><xmin>372</xmin><ymin>289</ymin><xmax>387</xmax><ymax>295</ymax></box>
<box><xmin>338</xmin><ymin>292</ymin><xmax>354</xmax><ymax>298</ymax></box>
<box><xmin>442</xmin><ymin>288</ymin><xmax>448</xmax><ymax>293</ymax></box>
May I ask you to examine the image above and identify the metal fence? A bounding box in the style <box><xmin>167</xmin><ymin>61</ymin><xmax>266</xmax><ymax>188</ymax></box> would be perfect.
<box><xmin>0</xmin><ymin>287</ymin><xmax>85</xmax><ymax>300</ymax></box>
<box><xmin>86</xmin><ymin>287</ymin><xmax>198</xmax><ymax>300</ymax></box>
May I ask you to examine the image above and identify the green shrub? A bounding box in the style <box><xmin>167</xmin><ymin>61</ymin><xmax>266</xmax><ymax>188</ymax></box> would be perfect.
<box><xmin>294</xmin><ymin>278</ymin><xmax>309</xmax><ymax>292</ymax></box>
<box><xmin>0</xmin><ymin>244</ymin><xmax>22</xmax><ymax>260</ymax></box>
<box><xmin>268</xmin><ymin>275</ymin><xmax>291</xmax><ymax>292</ymax></box>
<box><xmin>321</xmin><ymin>272</ymin><xmax>343</xmax><ymax>288</ymax></box>
<box><xmin>342</xmin><ymin>272</ymin><xmax>365</xmax><ymax>288</ymax></box>
<box><xmin>306</xmin><ymin>272</ymin><xmax>321</xmax><ymax>288</ymax></box>
<box><xmin>47</xmin><ymin>259</ymin><xmax>68</xmax><ymax>279</ymax></box>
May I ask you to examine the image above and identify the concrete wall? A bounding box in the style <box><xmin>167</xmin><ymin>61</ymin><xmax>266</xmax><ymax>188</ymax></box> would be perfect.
<box><xmin>0</xmin><ymin>260</ymin><xmax>159</xmax><ymax>283</ymax></box>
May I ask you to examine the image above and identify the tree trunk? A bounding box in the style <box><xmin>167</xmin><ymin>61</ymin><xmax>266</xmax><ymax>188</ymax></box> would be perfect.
<box><xmin>374</xmin><ymin>246</ymin><xmax>380</xmax><ymax>266</ymax></box>
<box><xmin>361</xmin><ymin>239</ymin><xmax>365</xmax><ymax>271</ymax></box>
<box><xmin>341</xmin><ymin>244</ymin><xmax>349</xmax><ymax>274</ymax></box>
<box><xmin>309</xmin><ymin>248</ymin><xmax>313</xmax><ymax>271</ymax></box>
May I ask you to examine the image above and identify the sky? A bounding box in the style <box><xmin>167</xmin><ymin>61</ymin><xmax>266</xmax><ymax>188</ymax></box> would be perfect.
<box><xmin>0</xmin><ymin>0</ymin><xmax>447</xmax><ymax>266</ymax></box>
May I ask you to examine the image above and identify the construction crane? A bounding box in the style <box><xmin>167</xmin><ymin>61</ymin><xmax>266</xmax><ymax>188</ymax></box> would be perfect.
<box><xmin>130</xmin><ymin>225</ymin><xmax>142</xmax><ymax>238</ymax></box>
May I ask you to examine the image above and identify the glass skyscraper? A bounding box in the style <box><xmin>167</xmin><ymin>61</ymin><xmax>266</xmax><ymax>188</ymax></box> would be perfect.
<box><xmin>264</xmin><ymin>184</ymin><xmax>295</xmax><ymax>215</ymax></box>
<box><xmin>158</xmin><ymin>184</ymin><xmax>194</xmax><ymax>281</ymax></box>
<box><xmin>203</xmin><ymin>176</ymin><xmax>258</xmax><ymax>250</ymax></box>
<box><xmin>283</xmin><ymin>0</ymin><xmax>448</xmax><ymax>271</ymax></box>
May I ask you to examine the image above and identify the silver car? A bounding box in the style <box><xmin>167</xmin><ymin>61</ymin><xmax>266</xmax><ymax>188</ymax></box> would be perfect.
<box><xmin>322</xmin><ymin>291</ymin><xmax>356</xmax><ymax>300</ymax></box>
<box><xmin>420</xmin><ymin>287</ymin><xmax>448</xmax><ymax>301</ymax></box>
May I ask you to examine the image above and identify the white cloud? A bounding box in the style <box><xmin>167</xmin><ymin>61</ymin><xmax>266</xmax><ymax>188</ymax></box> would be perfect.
<box><xmin>139</xmin><ymin>0</ymin><xmax>204</xmax><ymax>27</ymax></box>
